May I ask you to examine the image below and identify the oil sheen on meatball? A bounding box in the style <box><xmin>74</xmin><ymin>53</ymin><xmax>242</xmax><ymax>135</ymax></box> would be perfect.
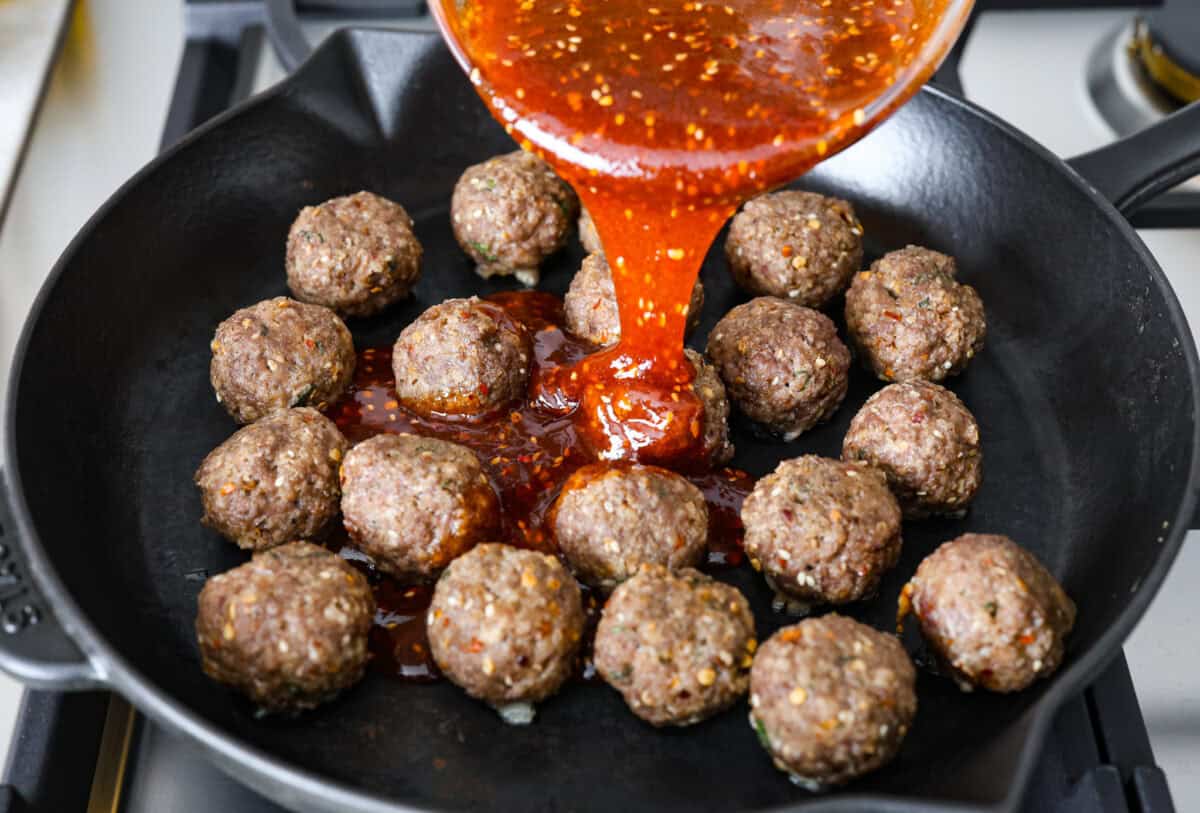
<box><xmin>427</xmin><ymin>543</ymin><xmax>585</xmax><ymax>716</ymax></box>
<box><xmin>196</xmin><ymin>542</ymin><xmax>375</xmax><ymax>713</ymax></box>
<box><xmin>842</xmin><ymin>381</ymin><xmax>982</xmax><ymax>519</ymax></box>
<box><xmin>210</xmin><ymin>297</ymin><xmax>355</xmax><ymax>424</ymax></box>
<box><xmin>749</xmin><ymin>614</ymin><xmax>917</xmax><ymax>787</ymax></box>
<box><xmin>578</xmin><ymin>205</ymin><xmax>602</xmax><ymax>255</ymax></box>
<box><xmin>725</xmin><ymin>190</ymin><xmax>864</xmax><ymax>308</ymax></box>
<box><xmin>742</xmin><ymin>455</ymin><xmax>902</xmax><ymax>609</ymax></box>
<box><xmin>706</xmin><ymin>297</ymin><xmax>850</xmax><ymax>439</ymax></box>
<box><xmin>564</xmin><ymin>252</ymin><xmax>704</xmax><ymax>346</ymax></box>
<box><xmin>286</xmin><ymin>190</ymin><xmax>423</xmax><ymax>318</ymax></box>
<box><xmin>195</xmin><ymin>408</ymin><xmax>348</xmax><ymax>551</ymax></box>
<box><xmin>594</xmin><ymin>565</ymin><xmax>756</xmax><ymax>726</ymax></box>
<box><xmin>901</xmin><ymin>533</ymin><xmax>1076</xmax><ymax>693</ymax></box>
<box><xmin>551</xmin><ymin>463</ymin><xmax>708</xmax><ymax>592</ymax></box>
<box><xmin>340</xmin><ymin>434</ymin><xmax>499</xmax><ymax>581</ymax></box>
<box><xmin>451</xmin><ymin>150</ymin><xmax>579</xmax><ymax>286</ymax></box>
<box><xmin>391</xmin><ymin>297</ymin><xmax>532</xmax><ymax>419</ymax></box>
<box><xmin>845</xmin><ymin>245</ymin><xmax>986</xmax><ymax>382</ymax></box>
<box><xmin>685</xmin><ymin>348</ymin><xmax>735</xmax><ymax>466</ymax></box>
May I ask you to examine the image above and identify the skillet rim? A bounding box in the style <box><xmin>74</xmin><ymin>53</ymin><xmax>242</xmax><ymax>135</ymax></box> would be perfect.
<box><xmin>3</xmin><ymin>26</ymin><xmax>1197</xmax><ymax>813</ymax></box>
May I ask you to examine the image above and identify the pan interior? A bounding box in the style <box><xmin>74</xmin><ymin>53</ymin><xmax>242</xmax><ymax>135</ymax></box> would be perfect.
<box><xmin>9</xmin><ymin>29</ymin><xmax>1194</xmax><ymax>812</ymax></box>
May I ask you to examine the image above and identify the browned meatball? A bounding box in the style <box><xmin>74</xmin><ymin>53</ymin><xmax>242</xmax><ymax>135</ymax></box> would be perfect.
<box><xmin>845</xmin><ymin>246</ymin><xmax>986</xmax><ymax>382</ymax></box>
<box><xmin>451</xmin><ymin>151</ymin><xmax>579</xmax><ymax>286</ymax></box>
<box><xmin>749</xmin><ymin>614</ymin><xmax>917</xmax><ymax>787</ymax></box>
<box><xmin>706</xmin><ymin>297</ymin><xmax>850</xmax><ymax>439</ymax></box>
<box><xmin>901</xmin><ymin>533</ymin><xmax>1076</xmax><ymax>693</ymax></box>
<box><xmin>340</xmin><ymin>434</ymin><xmax>499</xmax><ymax>581</ymax></box>
<box><xmin>196</xmin><ymin>542</ymin><xmax>375</xmax><ymax>713</ymax></box>
<box><xmin>842</xmin><ymin>381</ymin><xmax>982</xmax><ymax>519</ymax></box>
<box><xmin>427</xmin><ymin>544</ymin><xmax>584</xmax><ymax>717</ymax></box>
<box><xmin>742</xmin><ymin>456</ymin><xmax>901</xmax><ymax>610</ymax></box>
<box><xmin>578</xmin><ymin>205</ymin><xmax>602</xmax><ymax>255</ymax></box>
<box><xmin>551</xmin><ymin>463</ymin><xmax>708</xmax><ymax>592</ymax></box>
<box><xmin>725</xmin><ymin>190</ymin><xmax>864</xmax><ymax>308</ymax></box>
<box><xmin>594</xmin><ymin>565</ymin><xmax>756</xmax><ymax>726</ymax></box>
<box><xmin>209</xmin><ymin>297</ymin><xmax>355</xmax><ymax>424</ymax></box>
<box><xmin>686</xmin><ymin>348</ymin><xmax>735</xmax><ymax>466</ymax></box>
<box><xmin>391</xmin><ymin>297</ymin><xmax>532</xmax><ymax>419</ymax></box>
<box><xmin>564</xmin><ymin>252</ymin><xmax>704</xmax><ymax>346</ymax></box>
<box><xmin>195</xmin><ymin>408</ymin><xmax>348</xmax><ymax>551</ymax></box>
<box><xmin>285</xmin><ymin>191</ymin><xmax>423</xmax><ymax>318</ymax></box>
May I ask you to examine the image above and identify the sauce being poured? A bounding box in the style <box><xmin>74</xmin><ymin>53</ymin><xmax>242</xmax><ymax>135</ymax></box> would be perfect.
<box><xmin>326</xmin><ymin>292</ymin><xmax>753</xmax><ymax>681</ymax></box>
<box><xmin>440</xmin><ymin>0</ymin><xmax>954</xmax><ymax>463</ymax></box>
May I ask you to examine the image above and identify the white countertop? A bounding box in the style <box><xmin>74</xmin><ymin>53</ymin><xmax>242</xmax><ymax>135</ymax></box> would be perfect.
<box><xmin>0</xmin><ymin>2</ymin><xmax>1196</xmax><ymax>809</ymax></box>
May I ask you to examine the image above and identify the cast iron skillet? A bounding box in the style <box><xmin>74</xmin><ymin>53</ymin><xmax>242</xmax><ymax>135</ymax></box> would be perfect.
<box><xmin>1</xmin><ymin>28</ymin><xmax>1200</xmax><ymax>813</ymax></box>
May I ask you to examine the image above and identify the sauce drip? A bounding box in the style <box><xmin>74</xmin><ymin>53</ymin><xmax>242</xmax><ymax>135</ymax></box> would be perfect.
<box><xmin>441</xmin><ymin>0</ymin><xmax>952</xmax><ymax>462</ymax></box>
<box><xmin>326</xmin><ymin>291</ymin><xmax>753</xmax><ymax>681</ymax></box>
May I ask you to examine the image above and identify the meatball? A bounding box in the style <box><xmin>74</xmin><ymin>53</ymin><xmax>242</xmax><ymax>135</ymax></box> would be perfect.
<box><xmin>594</xmin><ymin>565</ymin><xmax>756</xmax><ymax>726</ymax></box>
<box><xmin>209</xmin><ymin>297</ymin><xmax>355</xmax><ymax>424</ymax></box>
<box><xmin>749</xmin><ymin>614</ymin><xmax>917</xmax><ymax>787</ymax></box>
<box><xmin>564</xmin><ymin>252</ymin><xmax>705</xmax><ymax>346</ymax></box>
<box><xmin>427</xmin><ymin>543</ymin><xmax>585</xmax><ymax>716</ymax></box>
<box><xmin>901</xmin><ymin>533</ymin><xmax>1076</xmax><ymax>693</ymax></box>
<box><xmin>391</xmin><ymin>297</ymin><xmax>532</xmax><ymax>418</ymax></box>
<box><xmin>340</xmin><ymin>434</ymin><xmax>499</xmax><ymax>581</ymax></box>
<box><xmin>842</xmin><ymin>381</ymin><xmax>982</xmax><ymax>518</ymax></box>
<box><xmin>686</xmin><ymin>349</ymin><xmax>735</xmax><ymax>466</ymax></box>
<box><xmin>578</xmin><ymin>205</ymin><xmax>602</xmax><ymax>255</ymax></box>
<box><xmin>195</xmin><ymin>408</ymin><xmax>348</xmax><ymax>551</ymax></box>
<box><xmin>742</xmin><ymin>456</ymin><xmax>901</xmax><ymax>610</ymax></box>
<box><xmin>725</xmin><ymin>190</ymin><xmax>864</xmax><ymax>308</ymax></box>
<box><xmin>551</xmin><ymin>463</ymin><xmax>708</xmax><ymax>592</ymax></box>
<box><xmin>845</xmin><ymin>245</ymin><xmax>986</xmax><ymax>382</ymax></box>
<box><xmin>196</xmin><ymin>542</ymin><xmax>375</xmax><ymax>713</ymax></box>
<box><xmin>286</xmin><ymin>191</ymin><xmax>423</xmax><ymax>318</ymax></box>
<box><xmin>706</xmin><ymin>297</ymin><xmax>850</xmax><ymax>440</ymax></box>
<box><xmin>451</xmin><ymin>150</ymin><xmax>579</xmax><ymax>286</ymax></box>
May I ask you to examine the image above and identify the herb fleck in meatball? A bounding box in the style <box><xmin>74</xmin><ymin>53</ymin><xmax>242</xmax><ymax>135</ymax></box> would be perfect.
<box><xmin>451</xmin><ymin>150</ymin><xmax>579</xmax><ymax>286</ymax></box>
<box><xmin>196</xmin><ymin>542</ymin><xmax>375</xmax><ymax>713</ymax></box>
<box><xmin>391</xmin><ymin>297</ymin><xmax>532</xmax><ymax>419</ymax></box>
<box><xmin>195</xmin><ymin>408</ymin><xmax>348</xmax><ymax>551</ymax></box>
<box><xmin>578</xmin><ymin>205</ymin><xmax>602</xmax><ymax>255</ymax></box>
<box><xmin>427</xmin><ymin>544</ymin><xmax>584</xmax><ymax>715</ymax></box>
<box><xmin>749</xmin><ymin>614</ymin><xmax>917</xmax><ymax>787</ymax></box>
<box><xmin>210</xmin><ymin>297</ymin><xmax>355</xmax><ymax>424</ymax></box>
<box><xmin>845</xmin><ymin>245</ymin><xmax>985</xmax><ymax>382</ymax></box>
<box><xmin>551</xmin><ymin>463</ymin><xmax>708</xmax><ymax>592</ymax></box>
<box><xmin>286</xmin><ymin>191</ymin><xmax>423</xmax><ymax>318</ymax></box>
<box><xmin>564</xmin><ymin>252</ymin><xmax>704</xmax><ymax>346</ymax></box>
<box><xmin>726</xmin><ymin>190</ymin><xmax>864</xmax><ymax>308</ymax></box>
<box><xmin>842</xmin><ymin>381</ymin><xmax>982</xmax><ymax>519</ymax></box>
<box><xmin>340</xmin><ymin>434</ymin><xmax>499</xmax><ymax>581</ymax></box>
<box><xmin>900</xmin><ymin>533</ymin><xmax>1076</xmax><ymax>693</ymax></box>
<box><xmin>706</xmin><ymin>297</ymin><xmax>850</xmax><ymax>440</ymax></box>
<box><xmin>742</xmin><ymin>455</ymin><xmax>901</xmax><ymax>609</ymax></box>
<box><xmin>595</xmin><ymin>565</ymin><xmax>756</xmax><ymax>726</ymax></box>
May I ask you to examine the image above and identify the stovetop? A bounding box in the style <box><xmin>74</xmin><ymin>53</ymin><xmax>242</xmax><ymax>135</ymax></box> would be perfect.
<box><xmin>0</xmin><ymin>1</ymin><xmax>1195</xmax><ymax>811</ymax></box>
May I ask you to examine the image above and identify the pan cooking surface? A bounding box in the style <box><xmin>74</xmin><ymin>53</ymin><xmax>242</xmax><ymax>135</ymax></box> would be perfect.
<box><xmin>6</xmin><ymin>30</ymin><xmax>1194</xmax><ymax>812</ymax></box>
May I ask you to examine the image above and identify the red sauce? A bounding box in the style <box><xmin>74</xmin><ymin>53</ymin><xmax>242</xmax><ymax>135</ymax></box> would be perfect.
<box><xmin>326</xmin><ymin>291</ymin><xmax>753</xmax><ymax>681</ymax></box>
<box><xmin>438</xmin><ymin>0</ymin><xmax>954</xmax><ymax>463</ymax></box>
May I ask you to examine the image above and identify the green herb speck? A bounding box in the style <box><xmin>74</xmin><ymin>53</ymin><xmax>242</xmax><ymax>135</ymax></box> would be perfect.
<box><xmin>984</xmin><ymin>601</ymin><xmax>998</xmax><ymax>618</ymax></box>
<box><xmin>470</xmin><ymin>241</ymin><xmax>498</xmax><ymax>263</ymax></box>
<box><xmin>291</xmin><ymin>384</ymin><xmax>316</xmax><ymax>407</ymax></box>
<box><xmin>753</xmin><ymin>717</ymin><xmax>772</xmax><ymax>751</ymax></box>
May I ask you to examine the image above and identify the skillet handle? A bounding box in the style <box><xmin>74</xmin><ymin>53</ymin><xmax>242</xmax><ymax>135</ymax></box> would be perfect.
<box><xmin>0</xmin><ymin>472</ymin><xmax>105</xmax><ymax>690</ymax></box>
<box><xmin>1067</xmin><ymin>100</ymin><xmax>1200</xmax><ymax>216</ymax></box>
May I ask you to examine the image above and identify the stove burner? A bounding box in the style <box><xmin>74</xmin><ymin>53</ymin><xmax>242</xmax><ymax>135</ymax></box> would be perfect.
<box><xmin>1136</xmin><ymin>0</ymin><xmax>1200</xmax><ymax>105</ymax></box>
<box><xmin>1086</xmin><ymin>20</ymin><xmax>1181</xmax><ymax>140</ymax></box>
